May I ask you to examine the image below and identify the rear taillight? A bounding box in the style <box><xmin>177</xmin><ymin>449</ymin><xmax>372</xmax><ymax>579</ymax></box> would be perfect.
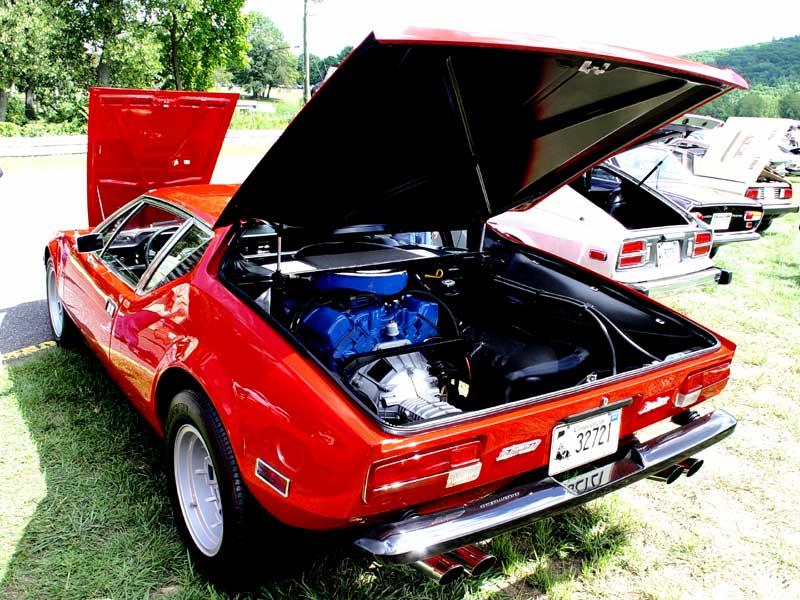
<box><xmin>617</xmin><ymin>239</ymin><xmax>648</xmax><ymax>269</ymax></box>
<box><xmin>744</xmin><ymin>210</ymin><xmax>762</xmax><ymax>221</ymax></box>
<box><xmin>365</xmin><ymin>439</ymin><xmax>482</xmax><ymax>503</ymax></box>
<box><xmin>779</xmin><ymin>187</ymin><xmax>793</xmax><ymax>200</ymax></box>
<box><xmin>675</xmin><ymin>362</ymin><xmax>731</xmax><ymax>408</ymax></box>
<box><xmin>744</xmin><ymin>187</ymin><xmax>760</xmax><ymax>200</ymax></box>
<box><xmin>692</xmin><ymin>231</ymin><xmax>712</xmax><ymax>257</ymax></box>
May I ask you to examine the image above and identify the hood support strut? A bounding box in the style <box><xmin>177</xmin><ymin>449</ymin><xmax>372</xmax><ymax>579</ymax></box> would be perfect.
<box><xmin>445</xmin><ymin>57</ymin><xmax>492</xmax><ymax>221</ymax></box>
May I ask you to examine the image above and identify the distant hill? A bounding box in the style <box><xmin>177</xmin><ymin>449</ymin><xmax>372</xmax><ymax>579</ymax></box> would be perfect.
<box><xmin>685</xmin><ymin>35</ymin><xmax>800</xmax><ymax>87</ymax></box>
<box><xmin>682</xmin><ymin>36</ymin><xmax>800</xmax><ymax>119</ymax></box>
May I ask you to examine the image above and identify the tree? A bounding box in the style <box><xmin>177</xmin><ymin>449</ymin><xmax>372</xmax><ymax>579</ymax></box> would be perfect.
<box><xmin>57</xmin><ymin>0</ymin><xmax>154</xmax><ymax>87</ymax></box>
<box><xmin>735</xmin><ymin>93</ymin><xmax>767</xmax><ymax>117</ymax></box>
<box><xmin>0</xmin><ymin>0</ymin><xmax>16</xmax><ymax>120</ymax></box>
<box><xmin>233</xmin><ymin>13</ymin><xmax>294</xmax><ymax>99</ymax></box>
<box><xmin>779</xmin><ymin>92</ymin><xmax>800</xmax><ymax>120</ymax></box>
<box><xmin>0</xmin><ymin>0</ymin><xmax>64</xmax><ymax>120</ymax></box>
<box><xmin>296</xmin><ymin>46</ymin><xmax>352</xmax><ymax>87</ymax></box>
<box><xmin>153</xmin><ymin>0</ymin><xmax>247</xmax><ymax>90</ymax></box>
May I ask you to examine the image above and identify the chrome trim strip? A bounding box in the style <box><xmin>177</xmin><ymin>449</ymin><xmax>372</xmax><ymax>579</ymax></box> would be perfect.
<box><xmin>354</xmin><ymin>409</ymin><xmax>736</xmax><ymax>563</ymax></box>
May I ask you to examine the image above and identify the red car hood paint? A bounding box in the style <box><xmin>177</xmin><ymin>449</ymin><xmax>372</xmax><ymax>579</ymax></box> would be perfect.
<box><xmin>87</xmin><ymin>87</ymin><xmax>238</xmax><ymax>226</ymax></box>
<box><xmin>215</xmin><ymin>27</ymin><xmax>746</xmax><ymax>231</ymax></box>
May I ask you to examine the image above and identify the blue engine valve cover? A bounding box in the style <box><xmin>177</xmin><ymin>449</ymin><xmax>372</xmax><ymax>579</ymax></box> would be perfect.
<box><xmin>313</xmin><ymin>270</ymin><xmax>408</xmax><ymax>296</ymax></box>
<box><xmin>300</xmin><ymin>295</ymin><xmax>439</xmax><ymax>366</ymax></box>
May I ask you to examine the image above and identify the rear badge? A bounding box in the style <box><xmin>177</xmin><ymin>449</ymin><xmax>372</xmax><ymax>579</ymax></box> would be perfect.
<box><xmin>638</xmin><ymin>395</ymin><xmax>670</xmax><ymax>415</ymax></box>
<box><xmin>497</xmin><ymin>438</ymin><xmax>542</xmax><ymax>461</ymax></box>
<box><xmin>255</xmin><ymin>458</ymin><xmax>290</xmax><ymax>497</ymax></box>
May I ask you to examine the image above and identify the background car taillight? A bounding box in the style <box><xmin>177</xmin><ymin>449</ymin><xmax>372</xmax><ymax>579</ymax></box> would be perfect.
<box><xmin>675</xmin><ymin>362</ymin><xmax>731</xmax><ymax>408</ymax></box>
<box><xmin>779</xmin><ymin>187</ymin><xmax>793</xmax><ymax>200</ymax></box>
<box><xmin>365</xmin><ymin>439</ymin><xmax>482</xmax><ymax>503</ymax></box>
<box><xmin>617</xmin><ymin>239</ymin><xmax>649</xmax><ymax>269</ymax></box>
<box><xmin>744</xmin><ymin>187</ymin><xmax>761</xmax><ymax>200</ymax></box>
<box><xmin>743</xmin><ymin>209</ymin><xmax>763</xmax><ymax>229</ymax></box>
<box><xmin>692</xmin><ymin>232</ymin><xmax>712</xmax><ymax>257</ymax></box>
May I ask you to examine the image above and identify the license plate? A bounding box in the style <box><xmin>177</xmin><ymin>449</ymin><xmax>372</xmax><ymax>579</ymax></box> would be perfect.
<box><xmin>710</xmin><ymin>212</ymin><xmax>732</xmax><ymax>230</ymax></box>
<box><xmin>656</xmin><ymin>241</ymin><xmax>681</xmax><ymax>266</ymax></box>
<box><xmin>562</xmin><ymin>463</ymin><xmax>615</xmax><ymax>495</ymax></box>
<box><xmin>549</xmin><ymin>409</ymin><xmax>621</xmax><ymax>476</ymax></box>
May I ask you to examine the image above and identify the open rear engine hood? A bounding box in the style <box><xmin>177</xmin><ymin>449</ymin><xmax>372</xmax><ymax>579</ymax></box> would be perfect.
<box><xmin>87</xmin><ymin>87</ymin><xmax>237</xmax><ymax>226</ymax></box>
<box><xmin>690</xmin><ymin>116</ymin><xmax>795</xmax><ymax>188</ymax></box>
<box><xmin>215</xmin><ymin>27</ymin><xmax>745</xmax><ymax>232</ymax></box>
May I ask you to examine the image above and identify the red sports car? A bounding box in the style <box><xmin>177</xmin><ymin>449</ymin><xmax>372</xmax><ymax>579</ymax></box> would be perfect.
<box><xmin>45</xmin><ymin>28</ymin><xmax>745</xmax><ymax>584</ymax></box>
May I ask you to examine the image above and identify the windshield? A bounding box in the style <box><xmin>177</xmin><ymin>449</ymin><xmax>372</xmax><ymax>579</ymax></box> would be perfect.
<box><xmin>614</xmin><ymin>146</ymin><xmax>691</xmax><ymax>188</ymax></box>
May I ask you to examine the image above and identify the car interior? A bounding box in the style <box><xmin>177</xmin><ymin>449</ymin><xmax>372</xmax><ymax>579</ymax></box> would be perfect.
<box><xmin>571</xmin><ymin>166</ymin><xmax>689</xmax><ymax>230</ymax></box>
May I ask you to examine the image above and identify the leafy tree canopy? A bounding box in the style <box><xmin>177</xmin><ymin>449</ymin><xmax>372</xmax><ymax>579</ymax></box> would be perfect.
<box><xmin>233</xmin><ymin>12</ymin><xmax>295</xmax><ymax>99</ymax></box>
<box><xmin>153</xmin><ymin>0</ymin><xmax>248</xmax><ymax>90</ymax></box>
<box><xmin>685</xmin><ymin>36</ymin><xmax>800</xmax><ymax>120</ymax></box>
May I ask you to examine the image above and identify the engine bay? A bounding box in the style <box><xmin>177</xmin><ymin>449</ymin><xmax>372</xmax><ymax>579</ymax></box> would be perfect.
<box><xmin>223</xmin><ymin>225</ymin><xmax>718</xmax><ymax>428</ymax></box>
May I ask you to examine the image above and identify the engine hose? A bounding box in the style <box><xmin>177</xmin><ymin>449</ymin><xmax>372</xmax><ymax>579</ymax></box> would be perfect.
<box><xmin>406</xmin><ymin>285</ymin><xmax>461</xmax><ymax>337</ymax></box>
<box><xmin>582</xmin><ymin>306</ymin><xmax>618</xmax><ymax>376</ymax></box>
<box><xmin>591</xmin><ymin>308</ymin><xmax>662</xmax><ymax>363</ymax></box>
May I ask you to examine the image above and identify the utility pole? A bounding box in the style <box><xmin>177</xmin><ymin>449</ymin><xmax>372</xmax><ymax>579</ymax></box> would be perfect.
<box><xmin>303</xmin><ymin>0</ymin><xmax>310</xmax><ymax>104</ymax></box>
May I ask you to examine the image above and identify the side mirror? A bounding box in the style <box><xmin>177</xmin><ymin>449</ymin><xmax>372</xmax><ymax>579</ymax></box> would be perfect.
<box><xmin>76</xmin><ymin>233</ymin><xmax>104</xmax><ymax>253</ymax></box>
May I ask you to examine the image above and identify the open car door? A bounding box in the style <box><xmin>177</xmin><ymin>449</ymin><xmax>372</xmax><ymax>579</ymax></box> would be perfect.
<box><xmin>86</xmin><ymin>87</ymin><xmax>238</xmax><ymax>226</ymax></box>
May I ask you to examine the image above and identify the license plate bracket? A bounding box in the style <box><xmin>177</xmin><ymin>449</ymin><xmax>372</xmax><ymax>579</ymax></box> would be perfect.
<box><xmin>656</xmin><ymin>240</ymin><xmax>681</xmax><ymax>266</ymax></box>
<box><xmin>549</xmin><ymin>409</ymin><xmax>622</xmax><ymax>476</ymax></box>
<box><xmin>710</xmin><ymin>212</ymin><xmax>732</xmax><ymax>230</ymax></box>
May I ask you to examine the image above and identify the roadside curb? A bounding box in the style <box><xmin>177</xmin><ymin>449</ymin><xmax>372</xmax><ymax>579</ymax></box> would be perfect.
<box><xmin>0</xmin><ymin>129</ymin><xmax>284</xmax><ymax>158</ymax></box>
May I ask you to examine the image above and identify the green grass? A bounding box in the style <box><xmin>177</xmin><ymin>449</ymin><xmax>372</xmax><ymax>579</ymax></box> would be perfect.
<box><xmin>1</xmin><ymin>212</ymin><xmax>799</xmax><ymax>599</ymax></box>
<box><xmin>228</xmin><ymin>98</ymin><xmax>301</xmax><ymax>131</ymax></box>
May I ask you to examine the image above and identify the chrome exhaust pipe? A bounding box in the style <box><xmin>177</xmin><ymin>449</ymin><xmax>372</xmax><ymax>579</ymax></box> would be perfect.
<box><xmin>411</xmin><ymin>554</ymin><xmax>465</xmax><ymax>586</ymax></box>
<box><xmin>447</xmin><ymin>545</ymin><xmax>497</xmax><ymax>577</ymax></box>
<box><xmin>648</xmin><ymin>464</ymin><xmax>683</xmax><ymax>484</ymax></box>
<box><xmin>678</xmin><ymin>457</ymin><xmax>704</xmax><ymax>478</ymax></box>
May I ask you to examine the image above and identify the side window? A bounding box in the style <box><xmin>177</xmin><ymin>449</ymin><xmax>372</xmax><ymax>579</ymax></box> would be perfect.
<box><xmin>101</xmin><ymin>203</ymin><xmax>188</xmax><ymax>288</ymax></box>
<box><xmin>143</xmin><ymin>224</ymin><xmax>212</xmax><ymax>292</ymax></box>
<box><xmin>591</xmin><ymin>167</ymin><xmax>621</xmax><ymax>187</ymax></box>
<box><xmin>96</xmin><ymin>203</ymin><xmax>139</xmax><ymax>248</ymax></box>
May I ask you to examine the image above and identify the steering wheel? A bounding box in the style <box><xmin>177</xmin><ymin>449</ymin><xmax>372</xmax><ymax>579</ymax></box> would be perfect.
<box><xmin>144</xmin><ymin>225</ymin><xmax>180</xmax><ymax>266</ymax></box>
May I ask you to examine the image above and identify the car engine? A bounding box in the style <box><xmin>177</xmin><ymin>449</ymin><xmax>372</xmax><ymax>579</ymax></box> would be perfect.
<box><xmin>293</xmin><ymin>269</ymin><xmax>462</xmax><ymax>424</ymax></box>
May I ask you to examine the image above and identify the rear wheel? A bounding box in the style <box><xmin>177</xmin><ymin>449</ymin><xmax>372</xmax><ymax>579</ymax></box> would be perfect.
<box><xmin>46</xmin><ymin>257</ymin><xmax>79</xmax><ymax>346</ymax></box>
<box><xmin>165</xmin><ymin>389</ymin><xmax>258</xmax><ymax>578</ymax></box>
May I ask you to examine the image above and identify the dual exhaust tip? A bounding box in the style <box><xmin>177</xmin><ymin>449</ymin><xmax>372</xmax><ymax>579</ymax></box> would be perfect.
<box><xmin>411</xmin><ymin>457</ymin><xmax>703</xmax><ymax>585</ymax></box>
<box><xmin>648</xmin><ymin>457</ymin><xmax>704</xmax><ymax>484</ymax></box>
<box><xmin>412</xmin><ymin>544</ymin><xmax>496</xmax><ymax>585</ymax></box>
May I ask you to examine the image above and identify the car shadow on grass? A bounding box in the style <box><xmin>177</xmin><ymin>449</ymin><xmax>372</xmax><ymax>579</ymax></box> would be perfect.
<box><xmin>0</xmin><ymin>349</ymin><xmax>632</xmax><ymax>600</ymax></box>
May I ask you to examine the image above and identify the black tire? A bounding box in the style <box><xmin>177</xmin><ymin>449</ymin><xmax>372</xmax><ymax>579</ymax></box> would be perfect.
<box><xmin>709</xmin><ymin>246</ymin><xmax>719</xmax><ymax>259</ymax></box>
<box><xmin>756</xmin><ymin>218</ymin><xmax>772</xmax><ymax>233</ymax></box>
<box><xmin>165</xmin><ymin>389</ymin><xmax>259</xmax><ymax>580</ymax></box>
<box><xmin>45</xmin><ymin>257</ymin><xmax>80</xmax><ymax>347</ymax></box>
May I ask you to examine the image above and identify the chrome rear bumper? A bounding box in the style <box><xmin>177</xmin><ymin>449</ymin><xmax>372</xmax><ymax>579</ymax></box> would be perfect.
<box><xmin>354</xmin><ymin>410</ymin><xmax>736</xmax><ymax>563</ymax></box>
<box><xmin>713</xmin><ymin>231</ymin><xmax>761</xmax><ymax>246</ymax></box>
<box><xmin>762</xmin><ymin>203</ymin><xmax>799</xmax><ymax>218</ymax></box>
<box><xmin>629</xmin><ymin>267</ymin><xmax>730</xmax><ymax>296</ymax></box>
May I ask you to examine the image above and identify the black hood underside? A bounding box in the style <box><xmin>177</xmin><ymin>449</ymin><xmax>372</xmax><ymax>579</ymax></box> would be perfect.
<box><xmin>216</xmin><ymin>33</ymin><xmax>738</xmax><ymax>233</ymax></box>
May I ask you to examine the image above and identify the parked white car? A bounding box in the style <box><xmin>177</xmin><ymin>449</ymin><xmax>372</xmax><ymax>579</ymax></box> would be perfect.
<box><xmin>673</xmin><ymin>117</ymin><xmax>798</xmax><ymax>231</ymax></box>
<box><xmin>489</xmin><ymin>162</ymin><xmax>729</xmax><ymax>296</ymax></box>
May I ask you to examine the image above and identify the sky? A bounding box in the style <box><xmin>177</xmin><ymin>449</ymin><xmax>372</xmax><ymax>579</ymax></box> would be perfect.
<box><xmin>245</xmin><ymin>0</ymin><xmax>800</xmax><ymax>58</ymax></box>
